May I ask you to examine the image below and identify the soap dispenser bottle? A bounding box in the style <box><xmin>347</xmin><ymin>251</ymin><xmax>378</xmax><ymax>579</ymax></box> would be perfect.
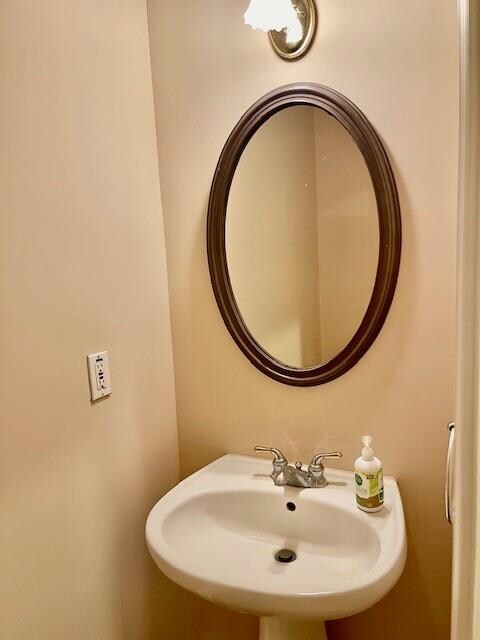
<box><xmin>355</xmin><ymin>435</ymin><xmax>384</xmax><ymax>513</ymax></box>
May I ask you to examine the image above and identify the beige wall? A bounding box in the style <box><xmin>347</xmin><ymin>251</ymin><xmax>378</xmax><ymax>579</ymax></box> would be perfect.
<box><xmin>0</xmin><ymin>2</ymin><xmax>183</xmax><ymax>639</ymax></box>
<box><xmin>148</xmin><ymin>0</ymin><xmax>458</xmax><ymax>638</ymax></box>
<box><xmin>227</xmin><ymin>106</ymin><xmax>322</xmax><ymax>367</ymax></box>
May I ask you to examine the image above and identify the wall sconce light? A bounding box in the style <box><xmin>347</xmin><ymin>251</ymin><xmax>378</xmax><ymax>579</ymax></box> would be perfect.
<box><xmin>244</xmin><ymin>0</ymin><xmax>317</xmax><ymax>60</ymax></box>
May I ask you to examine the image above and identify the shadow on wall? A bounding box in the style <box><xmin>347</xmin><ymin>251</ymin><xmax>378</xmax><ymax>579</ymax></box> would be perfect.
<box><xmin>327</xmin><ymin>515</ymin><xmax>449</xmax><ymax>639</ymax></box>
<box><xmin>150</xmin><ymin>573</ymin><xmax>259</xmax><ymax>640</ymax></box>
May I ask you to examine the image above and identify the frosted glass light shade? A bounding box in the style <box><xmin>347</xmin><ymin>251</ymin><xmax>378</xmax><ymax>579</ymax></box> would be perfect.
<box><xmin>245</xmin><ymin>0</ymin><xmax>317</xmax><ymax>61</ymax></box>
<box><xmin>244</xmin><ymin>0</ymin><xmax>300</xmax><ymax>33</ymax></box>
<box><xmin>285</xmin><ymin>16</ymin><xmax>302</xmax><ymax>43</ymax></box>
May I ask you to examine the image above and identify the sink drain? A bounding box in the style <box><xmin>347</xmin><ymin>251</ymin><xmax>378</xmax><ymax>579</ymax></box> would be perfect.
<box><xmin>274</xmin><ymin>549</ymin><xmax>297</xmax><ymax>564</ymax></box>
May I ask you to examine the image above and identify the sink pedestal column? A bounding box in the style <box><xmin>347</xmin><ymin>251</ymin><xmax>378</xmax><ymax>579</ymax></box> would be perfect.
<box><xmin>259</xmin><ymin>617</ymin><xmax>327</xmax><ymax>640</ymax></box>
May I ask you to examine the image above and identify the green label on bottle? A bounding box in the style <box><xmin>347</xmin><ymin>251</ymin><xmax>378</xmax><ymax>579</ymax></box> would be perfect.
<box><xmin>355</xmin><ymin>469</ymin><xmax>384</xmax><ymax>509</ymax></box>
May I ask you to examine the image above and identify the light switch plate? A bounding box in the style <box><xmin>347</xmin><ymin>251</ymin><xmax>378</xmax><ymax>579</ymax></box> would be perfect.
<box><xmin>87</xmin><ymin>351</ymin><xmax>112</xmax><ymax>401</ymax></box>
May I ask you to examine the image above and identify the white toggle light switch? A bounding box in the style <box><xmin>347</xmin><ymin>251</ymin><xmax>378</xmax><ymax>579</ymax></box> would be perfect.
<box><xmin>87</xmin><ymin>351</ymin><xmax>112</xmax><ymax>401</ymax></box>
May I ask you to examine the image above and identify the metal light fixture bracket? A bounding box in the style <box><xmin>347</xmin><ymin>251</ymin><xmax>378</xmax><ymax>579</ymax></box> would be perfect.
<box><xmin>269</xmin><ymin>0</ymin><xmax>317</xmax><ymax>60</ymax></box>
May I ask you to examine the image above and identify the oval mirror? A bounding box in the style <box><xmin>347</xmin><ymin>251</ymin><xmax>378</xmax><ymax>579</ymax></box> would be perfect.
<box><xmin>207</xmin><ymin>83</ymin><xmax>401</xmax><ymax>386</ymax></box>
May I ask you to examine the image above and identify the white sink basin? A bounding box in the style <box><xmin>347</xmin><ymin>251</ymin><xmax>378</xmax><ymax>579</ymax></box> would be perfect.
<box><xmin>146</xmin><ymin>454</ymin><xmax>406</xmax><ymax>627</ymax></box>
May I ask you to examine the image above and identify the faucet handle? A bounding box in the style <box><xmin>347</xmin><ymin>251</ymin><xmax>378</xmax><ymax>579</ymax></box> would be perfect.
<box><xmin>309</xmin><ymin>451</ymin><xmax>343</xmax><ymax>469</ymax></box>
<box><xmin>255</xmin><ymin>447</ymin><xmax>288</xmax><ymax>486</ymax></box>
<box><xmin>254</xmin><ymin>446</ymin><xmax>287</xmax><ymax>464</ymax></box>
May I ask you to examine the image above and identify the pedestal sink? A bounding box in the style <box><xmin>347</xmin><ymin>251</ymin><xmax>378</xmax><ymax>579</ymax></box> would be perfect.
<box><xmin>146</xmin><ymin>454</ymin><xmax>406</xmax><ymax>639</ymax></box>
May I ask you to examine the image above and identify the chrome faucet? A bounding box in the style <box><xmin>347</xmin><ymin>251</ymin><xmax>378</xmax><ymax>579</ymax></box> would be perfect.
<box><xmin>254</xmin><ymin>446</ymin><xmax>342</xmax><ymax>488</ymax></box>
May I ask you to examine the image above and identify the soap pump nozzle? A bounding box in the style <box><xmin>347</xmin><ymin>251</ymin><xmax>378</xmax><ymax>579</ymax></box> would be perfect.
<box><xmin>361</xmin><ymin>435</ymin><xmax>374</xmax><ymax>461</ymax></box>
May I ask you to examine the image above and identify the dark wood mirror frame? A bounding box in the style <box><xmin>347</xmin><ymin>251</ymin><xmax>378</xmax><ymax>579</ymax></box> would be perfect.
<box><xmin>207</xmin><ymin>83</ymin><xmax>401</xmax><ymax>387</ymax></box>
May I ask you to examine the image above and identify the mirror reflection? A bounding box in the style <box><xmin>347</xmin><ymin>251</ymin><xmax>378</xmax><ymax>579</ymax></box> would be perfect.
<box><xmin>226</xmin><ymin>106</ymin><xmax>380</xmax><ymax>368</ymax></box>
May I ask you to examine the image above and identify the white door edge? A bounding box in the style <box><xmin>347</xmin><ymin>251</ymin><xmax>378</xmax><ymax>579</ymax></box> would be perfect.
<box><xmin>451</xmin><ymin>1</ymin><xmax>480</xmax><ymax>638</ymax></box>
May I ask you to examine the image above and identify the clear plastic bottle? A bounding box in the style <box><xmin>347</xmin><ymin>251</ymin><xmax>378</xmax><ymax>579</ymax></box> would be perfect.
<box><xmin>354</xmin><ymin>435</ymin><xmax>384</xmax><ymax>513</ymax></box>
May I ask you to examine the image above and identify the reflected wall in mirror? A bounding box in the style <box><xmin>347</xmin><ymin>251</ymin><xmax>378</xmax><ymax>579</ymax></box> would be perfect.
<box><xmin>226</xmin><ymin>106</ymin><xmax>379</xmax><ymax>368</ymax></box>
<box><xmin>207</xmin><ymin>83</ymin><xmax>401</xmax><ymax>386</ymax></box>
